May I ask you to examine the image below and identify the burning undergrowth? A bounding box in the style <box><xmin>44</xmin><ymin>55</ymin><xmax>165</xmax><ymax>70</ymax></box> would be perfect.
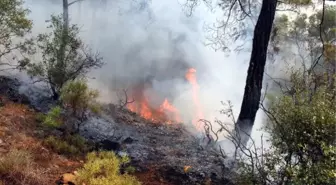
<box><xmin>0</xmin><ymin>74</ymin><xmax>233</xmax><ymax>184</ymax></box>
<box><xmin>123</xmin><ymin>67</ymin><xmax>205</xmax><ymax>129</ymax></box>
<box><xmin>76</xmin><ymin>67</ymin><xmax>232</xmax><ymax>184</ymax></box>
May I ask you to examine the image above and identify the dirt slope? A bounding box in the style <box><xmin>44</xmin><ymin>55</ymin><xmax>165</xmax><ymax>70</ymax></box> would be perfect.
<box><xmin>0</xmin><ymin>97</ymin><xmax>173</xmax><ymax>185</ymax></box>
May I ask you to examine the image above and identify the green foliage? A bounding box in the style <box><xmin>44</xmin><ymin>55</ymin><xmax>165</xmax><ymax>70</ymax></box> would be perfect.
<box><xmin>235</xmin><ymin>72</ymin><xmax>336</xmax><ymax>185</ymax></box>
<box><xmin>273</xmin><ymin>6</ymin><xmax>336</xmax><ymax>48</ymax></box>
<box><xmin>75</xmin><ymin>151</ymin><xmax>141</xmax><ymax>185</ymax></box>
<box><xmin>227</xmin><ymin>62</ymin><xmax>336</xmax><ymax>184</ymax></box>
<box><xmin>43</xmin><ymin>134</ymin><xmax>90</xmax><ymax>156</ymax></box>
<box><xmin>308</xmin><ymin>6</ymin><xmax>336</xmax><ymax>42</ymax></box>
<box><xmin>35</xmin><ymin>112</ymin><xmax>46</xmax><ymax>123</ymax></box>
<box><xmin>272</xmin><ymin>6</ymin><xmax>336</xmax><ymax>79</ymax></box>
<box><xmin>60</xmin><ymin>79</ymin><xmax>101</xmax><ymax>119</ymax></box>
<box><xmin>26</xmin><ymin>14</ymin><xmax>103</xmax><ymax>99</ymax></box>
<box><xmin>124</xmin><ymin>166</ymin><xmax>136</xmax><ymax>174</ymax></box>
<box><xmin>44</xmin><ymin>136</ymin><xmax>78</xmax><ymax>155</ymax></box>
<box><xmin>0</xmin><ymin>0</ymin><xmax>34</xmax><ymax>67</ymax></box>
<box><xmin>67</xmin><ymin>134</ymin><xmax>88</xmax><ymax>150</ymax></box>
<box><xmin>42</xmin><ymin>106</ymin><xmax>62</xmax><ymax>129</ymax></box>
<box><xmin>265</xmin><ymin>73</ymin><xmax>336</xmax><ymax>184</ymax></box>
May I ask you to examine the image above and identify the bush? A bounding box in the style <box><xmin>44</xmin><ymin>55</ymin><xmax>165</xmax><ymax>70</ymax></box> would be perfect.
<box><xmin>233</xmin><ymin>72</ymin><xmax>336</xmax><ymax>185</ymax></box>
<box><xmin>75</xmin><ymin>151</ymin><xmax>141</xmax><ymax>185</ymax></box>
<box><xmin>43</xmin><ymin>134</ymin><xmax>90</xmax><ymax>156</ymax></box>
<box><xmin>44</xmin><ymin>136</ymin><xmax>78</xmax><ymax>155</ymax></box>
<box><xmin>0</xmin><ymin>149</ymin><xmax>47</xmax><ymax>185</ymax></box>
<box><xmin>60</xmin><ymin>79</ymin><xmax>101</xmax><ymax>120</ymax></box>
<box><xmin>35</xmin><ymin>112</ymin><xmax>46</xmax><ymax>123</ymax></box>
<box><xmin>265</xmin><ymin>83</ymin><xmax>336</xmax><ymax>185</ymax></box>
<box><xmin>42</xmin><ymin>106</ymin><xmax>62</xmax><ymax>129</ymax></box>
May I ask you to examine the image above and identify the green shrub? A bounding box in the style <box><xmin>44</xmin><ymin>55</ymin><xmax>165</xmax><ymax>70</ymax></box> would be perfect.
<box><xmin>43</xmin><ymin>136</ymin><xmax>79</xmax><ymax>155</ymax></box>
<box><xmin>265</xmin><ymin>84</ymin><xmax>336</xmax><ymax>185</ymax></box>
<box><xmin>42</xmin><ymin>106</ymin><xmax>62</xmax><ymax>129</ymax></box>
<box><xmin>124</xmin><ymin>166</ymin><xmax>136</xmax><ymax>174</ymax></box>
<box><xmin>60</xmin><ymin>80</ymin><xmax>101</xmax><ymax>120</ymax></box>
<box><xmin>35</xmin><ymin>112</ymin><xmax>46</xmax><ymax>123</ymax></box>
<box><xmin>65</xmin><ymin>134</ymin><xmax>88</xmax><ymax>149</ymax></box>
<box><xmin>234</xmin><ymin>72</ymin><xmax>336</xmax><ymax>185</ymax></box>
<box><xmin>75</xmin><ymin>151</ymin><xmax>141</xmax><ymax>185</ymax></box>
<box><xmin>43</xmin><ymin>134</ymin><xmax>91</xmax><ymax>156</ymax></box>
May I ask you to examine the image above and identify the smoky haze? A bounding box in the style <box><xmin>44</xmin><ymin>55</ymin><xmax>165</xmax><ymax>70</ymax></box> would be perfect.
<box><xmin>21</xmin><ymin>0</ymin><xmax>267</xmax><ymax>142</ymax></box>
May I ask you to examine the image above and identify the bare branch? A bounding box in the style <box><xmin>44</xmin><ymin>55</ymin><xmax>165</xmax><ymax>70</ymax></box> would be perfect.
<box><xmin>117</xmin><ymin>88</ymin><xmax>135</xmax><ymax>109</ymax></box>
<box><xmin>68</xmin><ymin>0</ymin><xmax>84</xmax><ymax>6</ymax></box>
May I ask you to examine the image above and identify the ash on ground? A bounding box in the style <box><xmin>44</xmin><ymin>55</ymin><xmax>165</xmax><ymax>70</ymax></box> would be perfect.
<box><xmin>79</xmin><ymin>104</ymin><xmax>233</xmax><ymax>184</ymax></box>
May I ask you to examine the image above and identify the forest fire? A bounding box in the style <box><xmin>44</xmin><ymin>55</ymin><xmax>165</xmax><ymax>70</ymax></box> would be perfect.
<box><xmin>127</xmin><ymin>96</ymin><xmax>181</xmax><ymax>124</ymax></box>
<box><xmin>185</xmin><ymin>68</ymin><xmax>204</xmax><ymax>130</ymax></box>
<box><xmin>126</xmin><ymin>68</ymin><xmax>203</xmax><ymax>128</ymax></box>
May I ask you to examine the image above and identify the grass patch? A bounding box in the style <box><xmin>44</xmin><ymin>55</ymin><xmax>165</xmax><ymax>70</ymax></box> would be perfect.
<box><xmin>0</xmin><ymin>149</ymin><xmax>48</xmax><ymax>185</ymax></box>
<box><xmin>43</xmin><ymin>134</ymin><xmax>91</xmax><ymax>156</ymax></box>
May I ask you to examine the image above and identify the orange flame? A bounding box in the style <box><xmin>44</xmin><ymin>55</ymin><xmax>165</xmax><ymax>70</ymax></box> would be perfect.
<box><xmin>127</xmin><ymin>95</ymin><xmax>180</xmax><ymax>124</ymax></box>
<box><xmin>185</xmin><ymin>68</ymin><xmax>204</xmax><ymax>130</ymax></box>
<box><xmin>126</xmin><ymin>67</ymin><xmax>203</xmax><ymax>128</ymax></box>
<box><xmin>160</xmin><ymin>98</ymin><xmax>181</xmax><ymax>123</ymax></box>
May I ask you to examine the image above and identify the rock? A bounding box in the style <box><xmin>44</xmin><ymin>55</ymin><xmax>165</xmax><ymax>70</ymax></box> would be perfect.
<box><xmin>56</xmin><ymin>172</ymin><xmax>77</xmax><ymax>185</ymax></box>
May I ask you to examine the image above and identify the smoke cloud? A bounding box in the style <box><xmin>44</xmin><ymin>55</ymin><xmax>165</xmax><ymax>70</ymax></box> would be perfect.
<box><xmin>20</xmin><ymin>0</ymin><xmax>268</xmax><ymax>142</ymax></box>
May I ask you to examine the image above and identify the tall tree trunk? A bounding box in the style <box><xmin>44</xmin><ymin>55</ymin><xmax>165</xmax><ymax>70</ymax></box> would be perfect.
<box><xmin>56</xmin><ymin>0</ymin><xmax>69</xmax><ymax>93</ymax></box>
<box><xmin>52</xmin><ymin>0</ymin><xmax>70</xmax><ymax>99</ymax></box>
<box><xmin>63</xmin><ymin>0</ymin><xmax>69</xmax><ymax>34</ymax></box>
<box><xmin>236</xmin><ymin>0</ymin><xmax>277</xmax><ymax>145</ymax></box>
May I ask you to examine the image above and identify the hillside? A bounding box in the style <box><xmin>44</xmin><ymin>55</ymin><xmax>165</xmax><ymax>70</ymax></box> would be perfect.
<box><xmin>0</xmin><ymin>75</ymin><xmax>230</xmax><ymax>185</ymax></box>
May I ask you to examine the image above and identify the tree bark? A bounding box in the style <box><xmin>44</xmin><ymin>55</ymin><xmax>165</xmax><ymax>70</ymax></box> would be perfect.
<box><xmin>60</xmin><ymin>0</ymin><xmax>69</xmax><ymax>66</ymax></box>
<box><xmin>63</xmin><ymin>0</ymin><xmax>69</xmax><ymax>33</ymax></box>
<box><xmin>53</xmin><ymin>0</ymin><xmax>70</xmax><ymax>98</ymax></box>
<box><xmin>236</xmin><ymin>0</ymin><xmax>278</xmax><ymax>145</ymax></box>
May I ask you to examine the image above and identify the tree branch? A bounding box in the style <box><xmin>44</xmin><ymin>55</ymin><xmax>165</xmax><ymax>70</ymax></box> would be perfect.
<box><xmin>68</xmin><ymin>0</ymin><xmax>84</xmax><ymax>6</ymax></box>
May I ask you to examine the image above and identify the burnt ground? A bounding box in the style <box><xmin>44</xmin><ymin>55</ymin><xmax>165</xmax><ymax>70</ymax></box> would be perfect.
<box><xmin>0</xmin><ymin>75</ymin><xmax>234</xmax><ymax>185</ymax></box>
<box><xmin>79</xmin><ymin>105</ymin><xmax>233</xmax><ymax>184</ymax></box>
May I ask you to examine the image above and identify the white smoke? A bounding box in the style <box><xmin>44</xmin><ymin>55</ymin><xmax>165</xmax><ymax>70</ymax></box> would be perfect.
<box><xmin>18</xmin><ymin>0</ymin><xmax>278</xmax><ymax>151</ymax></box>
